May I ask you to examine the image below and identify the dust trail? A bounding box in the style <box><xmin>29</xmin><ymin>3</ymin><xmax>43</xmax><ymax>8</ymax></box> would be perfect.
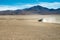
<box><xmin>42</xmin><ymin>16</ymin><xmax>60</xmax><ymax>23</ymax></box>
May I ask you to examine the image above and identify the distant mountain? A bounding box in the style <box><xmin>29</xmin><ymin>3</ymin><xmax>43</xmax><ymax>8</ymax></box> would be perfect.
<box><xmin>0</xmin><ymin>5</ymin><xmax>60</xmax><ymax>15</ymax></box>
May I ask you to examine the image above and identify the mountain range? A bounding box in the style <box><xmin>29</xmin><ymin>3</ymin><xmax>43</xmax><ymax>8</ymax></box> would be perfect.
<box><xmin>0</xmin><ymin>5</ymin><xmax>60</xmax><ymax>15</ymax></box>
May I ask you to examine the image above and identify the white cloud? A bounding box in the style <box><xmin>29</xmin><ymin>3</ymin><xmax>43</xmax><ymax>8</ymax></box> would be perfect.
<box><xmin>0</xmin><ymin>5</ymin><xmax>35</xmax><ymax>11</ymax></box>
<box><xmin>23</xmin><ymin>2</ymin><xmax>60</xmax><ymax>9</ymax></box>
<box><xmin>0</xmin><ymin>2</ymin><xmax>60</xmax><ymax>11</ymax></box>
<box><xmin>0</xmin><ymin>5</ymin><xmax>20</xmax><ymax>11</ymax></box>
<box><xmin>39</xmin><ymin>2</ymin><xmax>60</xmax><ymax>9</ymax></box>
<box><xmin>21</xmin><ymin>2</ymin><xmax>60</xmax><ymax>9</ymax></box>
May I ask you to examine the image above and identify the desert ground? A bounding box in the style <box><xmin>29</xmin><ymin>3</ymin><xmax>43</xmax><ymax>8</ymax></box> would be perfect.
<box><xmin>0</xmin><ymin>15</ymin><xmax>60</xmax><ymax>40</ymax></box>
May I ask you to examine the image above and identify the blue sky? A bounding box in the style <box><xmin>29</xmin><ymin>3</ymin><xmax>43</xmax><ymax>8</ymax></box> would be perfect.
<box><xmin>0</xmin><ymin>0</ymin><xmax>60</xmax><ymax>11</ymax></box>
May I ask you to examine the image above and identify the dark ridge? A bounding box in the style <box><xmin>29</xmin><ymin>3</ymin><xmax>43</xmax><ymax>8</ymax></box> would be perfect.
<box><xmin>0</xmin><ymin>5</ymin><xmax>60</xmax><ymax>15</ymax></box>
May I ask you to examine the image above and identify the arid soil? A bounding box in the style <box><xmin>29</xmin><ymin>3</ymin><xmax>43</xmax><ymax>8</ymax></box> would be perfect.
<box><xmin>0</xmin><ymin>15</ymin><xmax>60</xmax><ymax>40</ymax></box>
